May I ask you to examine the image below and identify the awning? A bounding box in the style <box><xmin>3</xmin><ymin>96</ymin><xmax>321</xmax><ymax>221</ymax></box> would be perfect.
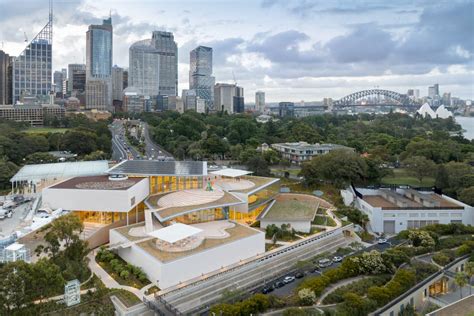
<box><xmin>210</xmin><ymin>168</ymin><xmax>252</xmax><ymax>178</ymax></box>
<box><xmin>147</xmin><ymin>223</ymin><xmax>203</xmax><ymax>243</ymax></box>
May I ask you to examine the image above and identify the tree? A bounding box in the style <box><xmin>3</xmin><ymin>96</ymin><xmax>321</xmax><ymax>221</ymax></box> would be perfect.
<box><xmin>458</xmin><ymin>186</ymin><xmax>474</xmax><ymax>206</ymax></box>
<box><xmin>465</xmin><ymin>262</ymin><xmax>474</xmax><ymax>296</ymax></box>
<box><xmin>402</xmin><ymin>156</ymin><xmax>436</xmax><ymax>184</ymax></box>
<box><xmin>408</xmin><ymin>230</ymin><xmax>435</xmax><ymax>248</ymax></box>
<box><xmin>25</xmin><ymin>152</ymin><xmax>57</xmax><ymax>164</ymax></box>
<box><xmin>435</xmin><ymin>164</ymin><xmax>450</xmax><ymax>189</ymax></box>
<box><xmin>301</xmin><ymin>149</ymin><xmax>369</xmax><ymax>188</ymax></box>
<box><xmin>454</xmin><ymin>272</ymin><xmax>468</xmax><ymax>299</ymax></box>
<box><xmin>31</xmin><ymin>258</ymin><xmax>65</xmax><ymax>304</ymax></box>
<box><xmin>0</xmin><ymin>261</ymin><xmax>34</xmax><ymax>313</ymax></box>
<box><xmin>0</xmin><ymin>160</ymin><xmax>18</xmax><ymax>190</ymax></box>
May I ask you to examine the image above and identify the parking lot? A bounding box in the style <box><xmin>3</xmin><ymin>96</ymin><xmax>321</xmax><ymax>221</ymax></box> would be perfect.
<box><xmin>0</xmin><ymin>196</ymin><xmax>34</xmax><ymax>237</ymax></box>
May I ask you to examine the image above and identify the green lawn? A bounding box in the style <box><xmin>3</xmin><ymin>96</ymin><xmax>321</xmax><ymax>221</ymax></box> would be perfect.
<box><xmin>24</xmin><ymin>127</ymin><xmax>70</xmax><ymax>134</ymax></box>
<box><xmin>312</xmin><ymin>215</ymin><xmax>337</xmax><ymax>227</ymax></box>
<box><xmin>381</xmin><ymin>168</ymin><xmax>435</xmax><ymax>187</ymax></box>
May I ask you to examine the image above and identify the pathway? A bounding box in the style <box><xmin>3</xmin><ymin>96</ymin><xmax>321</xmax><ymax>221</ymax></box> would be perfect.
<box><xmin>316</xmin><ymin>275</ymin><xmax>372</xmax><ymax>305</ymax></box>
<box><xmin>87</xmin><ymin>249</ymin><xmax>155</xmax><ymax>298</ymax></box>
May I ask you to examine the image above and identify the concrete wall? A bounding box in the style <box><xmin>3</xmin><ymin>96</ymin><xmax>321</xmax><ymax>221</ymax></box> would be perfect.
<box><xmin>111</xmin><ymin>229</ymin><xmax>265</xmax><ymax>289</ymax></box>
<box><xmin>42</xmin><ymin>178</ymin><xmax>149</xmax><ymax>212</ymax></box>
<box><xmin>357</xmin><ymin>197</ymin><xmax>471</xmax><ymax>234</ymax></box>
<box><xmin>260</xmin><ymin>219</ymin><xmax>311</xmax><ymax>233</ymax></box>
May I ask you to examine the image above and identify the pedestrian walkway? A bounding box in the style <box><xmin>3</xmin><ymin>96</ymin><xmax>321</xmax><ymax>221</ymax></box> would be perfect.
<box><xmin>317</xmin><ymin>275</ymin><xmax>372</xmax><ymax>305</ymax></box>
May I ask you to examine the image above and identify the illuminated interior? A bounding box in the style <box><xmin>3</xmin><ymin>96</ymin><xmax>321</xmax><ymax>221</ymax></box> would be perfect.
<box><xmin>149</xmin><ymin>176</ymin><xmax>204</xmax><ymax>194</ymax></box>
<box><xmin>75</xmin><ymin>202</ymin><xmax>145</xmax><ymax>225</ymax></box>
<box><xmin>429</xmin><ymin>277</ymin><xmax>448</xmax><ymax>296</ymax></box>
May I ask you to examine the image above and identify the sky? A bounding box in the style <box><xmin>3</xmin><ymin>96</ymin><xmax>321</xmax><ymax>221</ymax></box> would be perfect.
<box><xmin>1</xmin><ymin>0</ymin><xmax>473</xmax><ymax>102</ymax></box>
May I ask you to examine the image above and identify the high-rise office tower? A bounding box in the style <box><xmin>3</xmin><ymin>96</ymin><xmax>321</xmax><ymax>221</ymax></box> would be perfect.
<box><xmin>112</xmin><ymin>65</ymin><xmax>124</xmax><ymax>102</ymax></box>
<box><xmin>129</xmin><ymin>39</ymin><xmax>160</xmax><ymax>96</ymax></box>
<box><xmin>86</xmin><ymin>17</ymin><xmax>113</xmax><ymax>110</ymax></box>
<box><xmin>12</xmin><ymin>5</ymin><xmax>53</xmax><ymax>104</ymax></box>
<box><xmin>428</xmin><ymin>84</ymin><xmax>439</xmax><ymax>99</ymax></box>
<box><xmin>53</xmin><ymin>70</ymin><xmax>65</xmax><ymax>94</ymax></box>
<box><xmin>152</xmin><ymin>31</ymin><xmax>178</xmax><ymax>96</ymax></box>
<box><xmin>214</xmin><ymin>83</ymin><xmax>244</xmax><ymax>114</ymax></box>
<box><xmin>129</xmin><ymin>31</ymin><xmax>177</xmax><ymax>98</ymax></box>
<box><xmin>0</xmin><ymin>51</ymin><xmax>12</xmax><ymax>105</ymax></box>
<box><xmin>255</xmin><ymin>91</ymin><xmax>265</xmax><ymax>113</ymax></box>
<box><xmin>68</xmin><ymin>64</ymin><xmax>86</xmax><ymax>94</ymax></box>
<box><xmin>189</xmin><ymin>46</ymin><xmax>215</xmax><ymax>110</ymax></box>
<box><xmin>123</xmin><ymin>70</ymin><xmax>128</xmax><ymax>90</ymax></box>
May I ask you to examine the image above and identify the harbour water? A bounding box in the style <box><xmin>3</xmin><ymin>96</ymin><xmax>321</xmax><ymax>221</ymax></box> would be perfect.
<box><xmin>455</xmin><ymin>116</ymin><xmax>474</xmax><ymax>140</ymax></box>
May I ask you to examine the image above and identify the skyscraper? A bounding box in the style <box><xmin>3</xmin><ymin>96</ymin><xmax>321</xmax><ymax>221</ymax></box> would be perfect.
<box><xmin>255</xmin><ymin>91</ymin><xmax>265</xmax><ymax>113</ymax></box>
<box><xmin>86</xmin><ymin>17</ymin><xmax>113</xmax><ymax>110</ymax></box>
<box><xmin>189</xmin><ymin>46</ymin><xmax>215</xmax><ymax>110</ymax></box>
<box><xmin>129</xmin><ymin>39</ymin><xmax>160</xmax><ymax>96</ymax></box>
<box><xmin>112</xmin><ymin>65</ymin><xmax>124</xmax><ymax>102</ymax></box>
<box><xmin>129</xmin><ymin>31</ymin><xmax>178</xmax><ymax>99</ymax></box>
<box><xmin>12</xmin><ymin>5</ymin><xmax>53</xmax><ymax>104</ymax></box>
<box><xmin>152</xmin><ymin>31</ymin><xmax>178</xmax><ymax>96</ymax></box>
<box><xmin>68</xmin><ymin>64</ymin><xmax>85</xmax><ymax>94</ymax></box>
<box><xmin>214</xmin><ymin>83</ymin><xmax>244</xmax><ymax>114</ymax></box>
<box><xmin>53</xmin><ymin>70</ymin><xmax>65</xmax><ymax>95</ymax></box>
<box><xmin>0</xmin><ymin>50</ymin><xmax>12</xmax><ymax>105</ymax></box>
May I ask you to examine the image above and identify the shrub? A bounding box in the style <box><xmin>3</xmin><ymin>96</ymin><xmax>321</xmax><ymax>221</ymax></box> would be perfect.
<box><xmin>408</xmin><ymin>230</ymin><xmax>435</xmax><ymax>248</ymax></box>
<box><xmin>323</xmin><ymin>275</ymin><xmax>391</xmax><ymax>304</ymax></box>
<box><xmin>298</xmin><ymin>288</ymin><xmax>316</xmax><ymax>306</ymax></box>
<box><xmin>113</xmin><ymin>263</ymin><xmax>124</xmax><ymax>274</ymax></box>
<box><xmin>432</xmin><ymin>250</ymin><xmax>455</xmax><ymax>266</ymax></box>
<box><xmin>120</xmin><ymin>270</ymin><xmax>130</xmax><ymax>279</ymax></box>
<box><xmin>299</xmin><ymin>275</ymin><xmax>330</xmax><ymax>297</ymax></box>
<box><xmin>382</xmin><ymin>248</ymin><xmax>410</xmax><ymax>268</ymax></box>
<box><xmin>456</xmin><ymin>244</ymin><xmax>472</xmax><ymax>257</ymax></box>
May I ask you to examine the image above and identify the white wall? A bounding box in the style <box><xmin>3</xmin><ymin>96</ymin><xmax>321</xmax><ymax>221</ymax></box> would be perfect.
<box><xmin>42</xmin><ymin>178</ymin><xmax>149</xmax><ymax>212</ymax></box>
<box><xmin>112</xmin><ymin>229</ymin><xmax>265</xmax><ymax>289</ymax></box>
<box><xmin>260</xmin><ymin>219</ymin><xmax>311</xmax><ymax>233</ymax></box>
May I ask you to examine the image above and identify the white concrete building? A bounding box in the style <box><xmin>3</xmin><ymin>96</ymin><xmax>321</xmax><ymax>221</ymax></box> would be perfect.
<box><xmin>343</xmin><ymin>187</ymin><xmax>474</xmax><ymax>234</ymax></box>
<box><xmin>272</xmin><ymin>141</ymin><xmax>353</xmax><ymax>165</ymax></box>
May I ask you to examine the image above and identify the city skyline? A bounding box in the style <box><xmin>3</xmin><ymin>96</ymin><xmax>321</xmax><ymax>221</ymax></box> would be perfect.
<box><xmin>0</xmin><ymin>0</ymin><xmax>473</xmax><ymax>102</ymax></box>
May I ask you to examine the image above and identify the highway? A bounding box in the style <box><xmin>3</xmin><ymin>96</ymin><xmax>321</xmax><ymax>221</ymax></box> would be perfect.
<box><xmin>110</xmin><ymin>120</ymin><xmax>142</xmax><ymax>161</ymax></box>
<box><xmin>142</xmin><ymin>122</ymin><xmax>174</xmax><ymax>160</ymax></box>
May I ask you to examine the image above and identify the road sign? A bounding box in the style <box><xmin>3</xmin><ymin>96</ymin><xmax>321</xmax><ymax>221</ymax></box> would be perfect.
<box><xmin>64</xmin><ymin>279</ymin><xmax>80</xmax><ymax>306</ymax></box>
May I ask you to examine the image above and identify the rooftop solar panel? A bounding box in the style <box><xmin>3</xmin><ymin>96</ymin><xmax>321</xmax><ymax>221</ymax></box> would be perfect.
<box><xmin>107</xmin><ymin>160</ymin><xmax>207</xmax><ymax>176</ymax></box>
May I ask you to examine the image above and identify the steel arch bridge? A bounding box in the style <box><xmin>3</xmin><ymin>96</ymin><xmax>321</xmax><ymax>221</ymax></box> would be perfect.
<box><xmin>333</xmin><ymin>89</ymin><xmax>418</xmax><ymax>108</ymax></box>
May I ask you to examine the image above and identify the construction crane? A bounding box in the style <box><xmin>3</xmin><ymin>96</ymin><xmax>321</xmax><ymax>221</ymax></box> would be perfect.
<box><xmin>23</xmin><ymin>32</ymin><xmax>28</xmax><ymax>43</ymax></box>
<box><xmin>232</xmin><ymin>71</ymin><xmax>237</xmax><ymax>85</ymax></box>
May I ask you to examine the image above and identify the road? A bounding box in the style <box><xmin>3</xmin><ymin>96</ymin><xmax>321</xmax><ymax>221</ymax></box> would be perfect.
<box><xmin>267</xmin><ymin>236</ymin><xmax>403</xmax><ymax>297</ymax></box>
<box><xmin>109</xmin><ymin>120</ymin><xmax>142</xmax><ymax>161</ymax></box>
<box><xmin>142</xmin><ymin>123</ymin><xmax>174</xmax><ymax>160</ymax></box>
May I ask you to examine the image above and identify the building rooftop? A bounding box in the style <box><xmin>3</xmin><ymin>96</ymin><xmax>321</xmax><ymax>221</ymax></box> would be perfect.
<box><xmin>210</xmin><ymin>168</ymin><xmax>252</xmax><ymax>178</ymax></box>
<box><xmin>362</xmin><ymin>189</ymin><xmax>463</xmax><ymax>210</ymax></box>
<box><xmin>146</xmin><ymin>190</ymin><xmax>245</xmax><ymax>221</ymax></box>
<box><xmin>136</xmin><ymin>222</ymin><xmax>260</xmax><ymax>262</ymax></box>
<box><xmin>107</xmin><ymin>160</ymin><xmax>207</xmax><ymax>176</ymax></box>
<box><xmin>261</xmin><ymin>193</ymin><xmax>320</xmax><ymax>221</ymax></box>
<box><xmin>147</xmin><ymin>223</ymin><xmax>203</xmax><ymax>243</ymax></box>
<box><xmin>10</xmin><ymin>160</ymin><xmax>109</xmax><ymax>183</ymax></box>
<box><xmin>272</xmin><ymin>141</ymin><xmax>352</xmax><ymax>151</ymax></box>
<box><xmin>49</xmin><ymin>175</ymin><xmax>145</xmax><ymax>190</ymax></box>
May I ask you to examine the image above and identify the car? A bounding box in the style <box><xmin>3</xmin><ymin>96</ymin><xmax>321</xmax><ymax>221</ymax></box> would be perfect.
<box><xmin>295</xmin><ymin>272</ymin><xmax>304</xmax><ymax>279</ymax></box>
<box><xmin>333</xmin><ymin>256</ymin><xmax>343</xmax><ymax>263</ymax></box>
<box><xmin>0</xmin><ymin>208</ymin><xmax>13</xmax><ymax>219</ymax></box>
<box><xmin>273</xmin><ymin>281</ymin><xmax>285</xmax><ymax>288</ymax></box>
<box><xmin>310</xmin><ymin>266</ymin><xmax>320</xmax><ymax>273</ymax></box>
<box><xmin>261</xmin><ymin>286</ymin><xmax>273</xmax><ymax>294</ymax></box>
<box><xmin>377</xmin><ymin>238</ymin><xmax>388</xmax><ymax>244</ymax></box>
<box><xmin>283</xmin><ymin>276</ymin><xmax>295</xmax><ymax>284</ymax></box>
<box><xmin>318</xmin><ymin>258</ymin><xmax>333</xmax><ymax>268</ymax></box>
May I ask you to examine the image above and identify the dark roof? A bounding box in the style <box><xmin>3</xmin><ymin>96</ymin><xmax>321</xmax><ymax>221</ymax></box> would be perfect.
<box><xmin>50</xmin><ymin>175</ymin><xmax>145</xmax><ymax>190</ymax></box>
<box><xmin>107</xmin><ymin>160</ymin><xmax>207</xmax><ymax>176</ymax></box>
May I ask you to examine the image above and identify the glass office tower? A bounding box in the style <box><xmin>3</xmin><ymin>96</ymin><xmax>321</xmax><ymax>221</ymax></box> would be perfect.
<box><xmin>189</xmin><ymin>46</ymin><xmax>215</xmax><ymax>110</ymax></box>
<box><xmin>152</xmin><ymin>31</ymin><xmax>178</xmax><ymax>97</ymax></box>
<box><xmin>129</xmin><ymin>39</ymin><xmax>160</xmax><ymax>97</ymax></box>
<box><xmin>86</xmin><ymin>17</ymin><xmax>113</xmax><ymax>110</ymax></box>
<box><xmin>12</xmin><ymin>13</ymin><xmax>52</xmax><ymax>104</ymax></box>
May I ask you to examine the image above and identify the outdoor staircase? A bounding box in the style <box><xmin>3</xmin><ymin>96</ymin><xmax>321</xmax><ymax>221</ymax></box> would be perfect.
<box><xmin>81</xmin><ymin>223</ymin><xmax>105</xmax><ymax>240</ymax></box>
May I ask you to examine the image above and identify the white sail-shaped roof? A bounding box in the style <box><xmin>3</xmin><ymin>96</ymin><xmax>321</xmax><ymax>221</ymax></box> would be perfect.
<box><xmin>435</xmin><ymin>105</ymin><xmax>453</xmax><ymax>119</ymax></box>
<box><xmin>417</xmin><ymin>103</ymin><xmax>436</xmax><ymax>118</ymax></box>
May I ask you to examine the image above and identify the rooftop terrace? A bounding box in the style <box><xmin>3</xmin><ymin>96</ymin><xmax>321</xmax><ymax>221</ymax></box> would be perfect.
<box><xmin>50</xmin><ymin>175</ymin><xmax>145</xmax><ymax>190</ymax></box>
<box><xmin>261</xmin><ymin>193</ymin><xmax>321</xmax><ymax>221</ymax></box>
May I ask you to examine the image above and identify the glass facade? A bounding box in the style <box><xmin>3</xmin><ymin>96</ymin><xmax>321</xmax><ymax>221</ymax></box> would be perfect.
<box><xmin>76</xmin><ymin>202</ymin><xmax>145</xmax><ymax>225</ymax></box>
<box><xmin>189</xmin><ymin>46</ymin><xmax>215</xmax><ymax>109</ymax></box>
<box><xmin>248</xmin><ymin>182</ymin><xmax>280</xmax><ymax>207</ymax></box>
<box><xmin>152</xmin><ymin>31</ymin><xmax>178</xmax><ymax>97</ymax></box>
<box><xmin>149</xmin><ymin>176</ymin><xmax>203</xmax><ymax>194</ymax></box>
<box><xmin>129</xmin><ymin>39</ymin><xmax>160</xmax><ymax>97</ymax></box>
<box><xmin>12</xmin><ymin>20</ymin><xmax>52</xmax><ymax>104</ymax></box>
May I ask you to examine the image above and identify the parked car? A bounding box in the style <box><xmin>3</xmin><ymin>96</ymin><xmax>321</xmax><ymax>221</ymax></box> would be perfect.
<box><xmin>295</xmin><ymin>272</ymin><xmax>304</xmax><ymax>279</ymax></box>
<box><xmin>283</xmin><ymin>276</ymin><xmax>295</xmax><ymax>284</ymax></box>
<box><xmin>0</xmin><ymin>208</ymin><xmax>13</xmax><ymax>219</ymax></box>
<box><xmin>333</xmin><ymin>256</ymin><xmax>343</xmax><ymax>263</ymax></box>
<box><xmin>377</xmin><ymin>238</ymin><xmax>388</xmax><ymax>244</ymax></box>
<box><xmin>274</xmin><ymin>281</ymin><xmax>285</xmax><ymax>288</ymax></box>
<box><xmin>261</xmin><ymin>286</ymin><xmax>273</xmax><ymax>294</ymax></box>
<box><xmin>318</xmin><ymin>258</ymin><xmax>333</xmax><ymax>268</ymax></box>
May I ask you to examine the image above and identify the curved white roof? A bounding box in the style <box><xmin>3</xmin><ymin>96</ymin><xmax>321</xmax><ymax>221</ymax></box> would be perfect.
<box><xmin>417</xmin><ymin>103</ymin><xmax>436</xmax><ymax>118</ymax></box>
<box><xmin>435</xmin><ymin>105</ymin><xmax>453</xmax><ymax>119</ymax></box>
<box><xmin>10</xmin><ymin>160</ymin><xmax>109</xmax><ymax>183</ymax></box>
